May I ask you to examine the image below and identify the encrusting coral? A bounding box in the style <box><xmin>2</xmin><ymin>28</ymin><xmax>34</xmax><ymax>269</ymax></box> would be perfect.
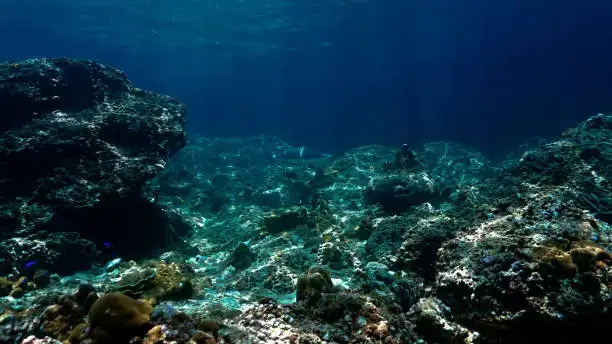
<box><xmin>88</xmin><ymin>292</ymin><xmax>153</xmax><ymax>339</ymax></box>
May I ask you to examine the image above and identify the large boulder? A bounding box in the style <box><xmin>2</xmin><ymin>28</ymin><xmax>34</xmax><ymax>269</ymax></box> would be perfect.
<box><xmin>364</xmin><ymin>172</ymin><xmax>438</xmax><ymax>214</ymax></box>
<box><xmin>431</xmin><ymin>115</ymin><xmax>612</xmax><ymax>344</ymax></box>
<box><xmin>0</xmin><ymin>58</ymin><xmax>188</xmax><ymax>274</ymax></box>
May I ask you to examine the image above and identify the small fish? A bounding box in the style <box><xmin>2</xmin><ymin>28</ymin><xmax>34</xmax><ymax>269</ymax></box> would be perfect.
<box><xmin>103</xmin><ymin>242</ymin><xmax>113</xmax><ymax>249</ymax></box>
<box><xmin>24</xmin><ymin>260</ymin><xmax>37</xmax><ymax>268</ymax></box>
<box><xmin>104</xmin><ymin>258</ymin><xmax>122</xmax><ymax>270</ymax></box>
<box><xmin>195</xmin><ymin>255</ymin><xmax>207</xmax><ymax>262</ymax></box>
<box><xmin>152</xmin><ymin>190</ymin><xmax>161</xmax><ymax>206</ymax></box>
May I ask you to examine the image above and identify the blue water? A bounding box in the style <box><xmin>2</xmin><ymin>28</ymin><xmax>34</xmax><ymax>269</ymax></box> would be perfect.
<box><xmin>2</xmin><ymin>0</ymin><xmax>612</xmax><ymax>159</ymax></box>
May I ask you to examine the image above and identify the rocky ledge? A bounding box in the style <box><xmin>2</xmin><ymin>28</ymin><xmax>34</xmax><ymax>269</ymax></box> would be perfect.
<box><xmin>0</xmin><ymin>58</ymin><xmax>189</xmax><ymax>276</ymax></box>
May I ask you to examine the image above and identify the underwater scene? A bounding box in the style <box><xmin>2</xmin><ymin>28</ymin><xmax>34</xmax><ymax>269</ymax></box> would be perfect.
<box><xmin>1</xmin><ymin>1</ymin><xmax>612</xmax><ymax>344</ymax></box>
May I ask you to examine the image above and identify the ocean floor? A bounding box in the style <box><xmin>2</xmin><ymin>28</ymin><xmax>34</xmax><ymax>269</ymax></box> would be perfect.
<box><xmin>0</xmin><ymin>58</ymin><xmax>611</xmax><ymax>344</ymax></box>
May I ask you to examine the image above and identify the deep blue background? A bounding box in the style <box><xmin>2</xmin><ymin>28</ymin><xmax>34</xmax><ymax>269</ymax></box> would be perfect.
<box><xmin>1</xmin><ymin>0</ymin><xmax>612</xmax><ymax>160</ymax></box>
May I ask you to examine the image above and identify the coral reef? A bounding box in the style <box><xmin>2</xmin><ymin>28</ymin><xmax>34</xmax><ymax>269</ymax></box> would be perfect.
<box><xmin>296</xmin><ymin>267</ymin><xmax>335</xmax><ymax>305</ymax></box>
<box><xmin>1</xmin><ymin>60</ymin><xmax>612</xmax><ymax>343</ymax></box>
<box><xmin>88</xmin><ymin>293</ymin><xmax>153</xmax><ymax>338</ymax></box>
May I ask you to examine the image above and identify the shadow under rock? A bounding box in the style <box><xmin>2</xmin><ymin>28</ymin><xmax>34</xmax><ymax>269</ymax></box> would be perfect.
<box><xmin>41</xmin><ymin>193</ymin><xmax>192</xmax><ymax>262</ymax></box>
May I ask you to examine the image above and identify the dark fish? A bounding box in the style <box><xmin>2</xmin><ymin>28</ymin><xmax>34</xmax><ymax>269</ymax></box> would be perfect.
<box><xmin>24</xmin><ymin>260</ymin><xmax>37</xmax><ymax>268</ymax></box>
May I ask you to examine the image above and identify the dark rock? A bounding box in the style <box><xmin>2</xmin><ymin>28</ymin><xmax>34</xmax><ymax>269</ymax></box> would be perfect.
<box><xmin>197</xmin><ymin>319</ymin><xmax>220</xmax><ymax>337</ymax></box>
<box><xmin>354</xmin><ymin>216</ymin><xmax>374</xmax><ymax>240</ymax></box>
<box><xmin>33</xmin><ymin>269</ymin><xmax>51</xmax><ymax>288</ymax></box>
<box><xmin>0</xmin><ymin>231</ymin><xmax>99</xmax><ymax>276</ymax></box>
<box><xmin>191</xmin><ymin>331</ymin><xmax>217</xmax><ymax>344</ymax></box>
<box><xmin>512</xmin><ymin>143</ymin><xmax>578</xmax><ymax>185</ymax></box>
<box><xmin>296</xmin><ymin>266</ymin><xmax>334</xmax><ymax>305</ymax></box>
<box><xmin>261</xmin><ymin>206</ymin><xmax>311</xmax><ymax>234</ymax></box>
<box><xmin>365</xmin><ymin>216</ymin><xmax>409</xmax><ymax>262</ymax></box>
<box><xmin>407</xmin><ymin>297</ymin><xmax>475</xmax><ymax>343</ymax></box>
<box><xmin>226</xmin><ymin>243</ymin><xmax>256</xmax><ymax>271</ymax></box>
<box><xmin>163</xmin><ymin>278</ymin><xmax>195</xmax><ymax>301</ymax></box>
<box><xmin>364</xmin><ymin>173</ymin><xmax>438</xmax><ymax>214</ymax></box>
<box><xmin>392</xmin><ymin>277</ymin><xmax>425</xmax><ymax>312</ymax></box>
<box><xmin>309</xmin><ymin>167</ymin><xmax>337</xmax><ymax>189</ymax></box>
<box><xmin>75</xmin><ymin>283</ymin><xmax>97</xmax><ymax>306</ymax></box>
<box><xmin>0</xmin><ymin>58</ymin><xmax>188</xmax><ymax>273</ymax></box>
<box><xmin>381</xmin><ymin>145</ymin><xmax>422</xmax><ymax>173</ymax></box>
<box><xmin>315</xmin><ymin>292</ymin><xmax>365</xmax><ymax>323</ymax></box>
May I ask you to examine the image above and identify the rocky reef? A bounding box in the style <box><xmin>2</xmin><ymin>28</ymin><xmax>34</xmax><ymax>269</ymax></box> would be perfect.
<box><xmin>0</xmin><ymin>58</ymin><xmax>189</xmax><ymax>276</ymax></box>
<box><xmin>1</xmin><ymin>58</ymin><xmax>611</xmax><ymax>344</ymax></box>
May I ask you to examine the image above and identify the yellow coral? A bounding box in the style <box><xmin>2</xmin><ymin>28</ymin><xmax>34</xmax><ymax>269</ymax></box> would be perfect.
<box><xmin>143</xmin><ymin>325</ymin><xmax>166</xmax><ymax>344</ymax></box>
<box><xmin>532</xmin><ymin>240</ymin><xmax>611</xmax><ymax>279</ymax></box>
<box><xmin>532</xmin><ymin>246</ymin><xmax>577</xmax><ymax>278</ymax></box>
<box><xmin>0</xmin><ymin>277</ymin><xmax>12</xmax><ymax>296</ymax></box>
<box><xmin>140</xmin><ymin>262</ymin><xmax>193</xmax><ymax>303</ymax></box>
<box><xmin>68</xmin><ymin>323</ymin><xmax>90</xmax><ymax>342</ymax></box>
<box><xmin>569</xmin><ymin>240</ymin><xmax>612</xmax><ymax>270</ymax></box>
<box><xmin>88</xmin><ymin>293</ymin><xmax>153</xmax><ymax>336</ymax></box>
<box><xmin>40</xmin><ymin>305</ymin><xmax>76</xmax><ymax>341</ymax></box>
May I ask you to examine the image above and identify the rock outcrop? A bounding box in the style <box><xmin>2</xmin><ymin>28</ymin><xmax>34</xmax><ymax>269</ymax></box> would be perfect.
<box><xmin>0</xmin><ymin>58</ymin><xmax>189</xmax><ymax>275</ymax></box>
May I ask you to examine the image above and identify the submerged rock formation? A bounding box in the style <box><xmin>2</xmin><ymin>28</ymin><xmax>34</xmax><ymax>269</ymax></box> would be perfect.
<box><xmin>0</xmin><ymin>58</ymin><xmax>189</xmax><ymax>275</ymax></box>
<box><xmin>2</xmin><ymin>67</ymin><xmax>612</xmax><ymax>343</ymax></box>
